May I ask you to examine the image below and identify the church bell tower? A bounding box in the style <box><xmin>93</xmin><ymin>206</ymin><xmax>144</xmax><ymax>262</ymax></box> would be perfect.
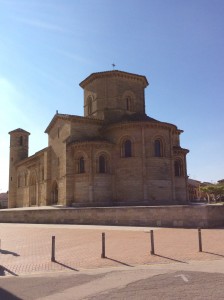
<box><xmin>8</xmin><ymin>128</ymin><xmax>30</xmax><ymax>208</ymax></box>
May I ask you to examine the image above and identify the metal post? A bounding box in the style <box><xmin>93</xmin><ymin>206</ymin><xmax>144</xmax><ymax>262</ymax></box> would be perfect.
<box><xmin>150</xmin><ymin>230</ymin><xmax>155</xmax><ymax>255</ymax></box>
<box><xmin>51</xmin><ymin>236</ymin><xmax>55</xmax><ymax>262</ymax></box>
<box><xmin>101</xmin><ymin>232</ymin><xmax>106</xmax><ymax>258</ymax></box>
<box><xmin>198</xmin><ymin>228</ymin><xmax>202</xmax><ymax>252</ymax></box>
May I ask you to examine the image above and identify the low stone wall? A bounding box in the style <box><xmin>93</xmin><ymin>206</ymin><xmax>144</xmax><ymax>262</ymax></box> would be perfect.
<box><xmin>0</xmin><ymin>205</ymin><xmax>224</xmax><ymax>228</ymax></box>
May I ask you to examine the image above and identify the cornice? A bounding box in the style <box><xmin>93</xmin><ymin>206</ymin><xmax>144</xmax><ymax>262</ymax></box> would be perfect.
<box><xmin>79</xmin><ymin>70</ymin><xmax>149</xmax><ymax>89</ymax></box>
<box><xmin>71</xmin><ymin>140</ymin><xmax>114</xmax><ymax>149</ymax></box>
<box><xmin>9</xmin><ymin>128</ymin><xmax>30</xmax><ymax>135</ymax></box>
<box><xmin>15</xmin><ymin>147</ymin><xmax>50</xmax><ymax>167</ymax></box>
<box><xmin>45</xmin><ymin>113</ymin><xmax>104</xmax><ymax>133</ymax></box>
<box><xmin>173</xmin><ymin>146</ymin><xmax>189</xmax><ymax>155</ymax></box>
<box><xmin>102</xmin><ymin>120</ymin><xmax>177</xmax><ymax>132</ymax></box>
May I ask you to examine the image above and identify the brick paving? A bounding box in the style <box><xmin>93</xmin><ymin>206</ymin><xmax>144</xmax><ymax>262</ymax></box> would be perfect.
<box><xmin>0</xmin><ymin>223</ymin><xmax>224</xmax><ymax>276</ymax></box>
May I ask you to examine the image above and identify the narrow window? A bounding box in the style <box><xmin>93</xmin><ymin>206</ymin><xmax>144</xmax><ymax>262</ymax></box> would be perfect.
<box><xmin>124</xmin><ymin>140</ymin><xmax>132</xmax><ymax>157</ymax></box>
<box><xmin>79</xmin><ymin>157</ymin><xmax>85</xmax><ymax>173</ymax></box>
<box><xmin>99</xmin><ymin>155</ymin><xmax>106</xmax><ymax>173</ymax></box>
<box><xmin>175</xmin><ymin>160</ymin><xmax>182</xmax><ymax>177</ymax></box>
<box><xmin>126</xmin><ymin>96</ymin><xmax>131</xmax><ymax>111</ymax></box>
<box><xmin>155</xmin><ymin>140</ymin><xmax>162</xmax><ymax>157</ymax></box>
<box><xmin>20</xmin><ymin>136</ymin><xmax>23</xmax><ymax>146</ymax></box>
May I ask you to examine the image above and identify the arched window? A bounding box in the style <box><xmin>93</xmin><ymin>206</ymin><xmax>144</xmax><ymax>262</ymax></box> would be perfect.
<box><xmin>126</xmin><ymin>96</ymin><xmax>132</xmax><ymax>111</ymax></box>
<box><xmin>175</xmin><ymin>160</ymin><xmax>182</xmax><ymax>177</ymax></box>
<box><xmin>124</xmin><ymin>140</ymin><xmax>132</xmax><ymax>157</ymax></box>
<box><xmin>99</xmin><ymin>155</ymin><xmax>106</xmax><ymax>173</ymax></box>
<box><xmin>78</xmin><ymin>157</ymin><xmax>85</xmax><ymax>173</ymax></box>
<box><xmin>155</xmin><ymin>139</ymin><xmax>162</xmax><ymax>157</ymax></box>
<box><xmin>20</xmin><ymin>136</ymin><xmax>23</xmax><ymax>146</ymax></box>
<box><xmin>87</xmin><ymin>96</ymin><xmax>92</xmax><ymax>115</ymax></box>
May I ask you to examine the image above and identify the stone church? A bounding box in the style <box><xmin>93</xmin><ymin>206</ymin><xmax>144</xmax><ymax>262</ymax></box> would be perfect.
<box><xmin>8</xmin><ymin>70</ymin><xmax>189</xmax><ymax>208</ymax></box>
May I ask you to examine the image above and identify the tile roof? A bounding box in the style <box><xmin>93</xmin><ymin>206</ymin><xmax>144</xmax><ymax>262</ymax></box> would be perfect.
<box><xmin>79</xmin><ymin>70</ymin><xmax>149</xmax><ymax>88</ymax></box>
<box><xmin>8</xmin><ymin>128</ymin><xmax>30</xmax><ymax>135</ymax></box>
<box><xmin>45</xmin><ymin>113</ymin><xmax>103</xmax><ymax>133</ymax></box>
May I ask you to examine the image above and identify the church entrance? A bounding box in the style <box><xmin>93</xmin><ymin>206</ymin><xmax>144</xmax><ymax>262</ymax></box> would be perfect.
<box><xmin>51</xmin><ymin>181</ymin><xmax>58</xmax><ymax>205</ymax></box>
<box><xmin>29</xmin><ymin>174</ymin><xmax>37</xmax><ymax>206</ymax></box>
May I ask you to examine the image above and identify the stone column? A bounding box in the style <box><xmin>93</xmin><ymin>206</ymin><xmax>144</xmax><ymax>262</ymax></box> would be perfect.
<box><xmin>141</xmin><ymin>126</ymin><xmax>148</xmax><ymax>200</ymax></box>
<box><xmin>89</xmin><ymin>145</ymin><xmax>94</xmax><ymax>202</ymax></box>
<box><xmin>169</xmin><ymin>129</ymin><xmax>175</xmax><ymax>201</ymax></box>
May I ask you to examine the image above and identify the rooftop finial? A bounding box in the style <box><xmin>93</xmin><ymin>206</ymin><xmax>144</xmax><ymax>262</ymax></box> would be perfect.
<box><xmin>56</xmin><ymin>110</ymin><xmax>58</xmax><ymax>114</ymax></box>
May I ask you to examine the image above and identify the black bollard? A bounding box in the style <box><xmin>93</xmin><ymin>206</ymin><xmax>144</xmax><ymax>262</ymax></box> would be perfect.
<box><xmin>198</xmin><ymin>228</ymin><xmax>202</xmax><ymax>252</ymax></box>
<box><xmin>150</xmin><ymin>230</ymin><xmax>155</xmax><ymax>255</ymax></box>
<box><xmin>51</xmin><ymin>236</ymin><xmax>56</xmax><ymax>262</ymax></box>
<box><xmin>101</xmin><ymin>232</ymin><xmax>106</xmax><ymax>258</ymax></box>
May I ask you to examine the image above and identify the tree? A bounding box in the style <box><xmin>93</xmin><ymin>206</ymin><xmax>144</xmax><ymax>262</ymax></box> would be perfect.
<box><xmin>200</xmin><ymin>184</ymin><xmax>224</xmax><ymax>203</ymax></box>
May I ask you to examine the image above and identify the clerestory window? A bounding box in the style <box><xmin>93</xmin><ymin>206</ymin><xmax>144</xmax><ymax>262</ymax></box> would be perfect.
<box><xmin>79</xmin><ymin>157</ymin><xmax>85</xmax><ymax>173</ymax></box>
<box><xmin>20</xmin><ymin>136</ymin><xmax>23</xmax><ymax>146</ymax></box>
<box><xmin>99</xmin><ymin>155</ymin><xmax>106</xmax><ymax>173</ymax></box>
<box><xmin>155</xmin><ymin>139</ymin><xmax>162</xmax><ymax>157</ymax></box>
<box><xmin>126</xmin><ymin>96</ymin><xmax>132</xmax><ymax>111</ymax></box>
<box><xmin>124</xmin><ymin>140</ymin><xmax>132</xmax><ymax>157</ymax></box>
<box><xmin>175</xmin><ymin>160</ymin><xmax>182</xmax><ymax>177</ymax></box>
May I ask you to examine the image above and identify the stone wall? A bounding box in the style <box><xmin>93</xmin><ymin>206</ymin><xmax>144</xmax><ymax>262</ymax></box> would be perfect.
<box><xmin>0</xmin><ymin>205</ymin><xmax>223</xmax><ymax>228</ymax></box>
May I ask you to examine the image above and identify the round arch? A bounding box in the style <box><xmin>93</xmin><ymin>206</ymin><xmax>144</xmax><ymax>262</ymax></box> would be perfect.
<box><xmin>119</xmin><ymin>135</ymin><xmax>135</xmax><ymax>158</ymax></box>
<box><xmin>174</xmin><ymin>159</ymin><xmax>183</xmax><ymax>177</ymax></box>
<box><xmin>122</xmin><ymin>90</ymin><xmax>136</xmax><ymax>111</ymax></box>
<box><xmin>95</xmin><ymin>150</ymin><xmax>111</xmax><ymax>173</ymax></box>
<box><xmin>74</xmin><ymin>150</ymin><xmax>89</xmax><ymax>174</ymax></box>
<box><xmin>152</xmin><ymin>135</ymin><xmax>166</xmax><ymax>157</ymax></box>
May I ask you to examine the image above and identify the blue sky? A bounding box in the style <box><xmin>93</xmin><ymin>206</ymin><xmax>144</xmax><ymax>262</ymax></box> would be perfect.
<box><xmin>0</xmin><ymin>0</ymin><xmax>224</xmax><ymax>192</ymax></box>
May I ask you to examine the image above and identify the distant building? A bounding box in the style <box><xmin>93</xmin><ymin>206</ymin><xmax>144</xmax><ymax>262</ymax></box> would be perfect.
<box><xmin>188</xmin><ymin>179</ymin><xmax>201</xmax><ymax>201</ymax></box>
<box><xmin>0</xmin><ymin>192</ymin><xmax>8</xmax><ymax>208</ymax></box>
<box><xmin>201</xmin><ymin>182</ymin><xmax>213</xmax><ymax>186</ymax></box>
<box><xmin>8</xmin><ymin>70</ymin><xmax>189</xmax><ymax>208</ymax></box>
<box><xmin>218</xmin><ymin>179</ymin><xmax>224</xmax><ymax>184</ymax></box>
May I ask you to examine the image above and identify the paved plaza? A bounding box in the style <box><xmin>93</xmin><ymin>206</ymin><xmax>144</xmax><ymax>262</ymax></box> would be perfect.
<box><xmin>1</xmin><ymin>223</ymin><xmax>224</xmax><ymax>277</ymax></box>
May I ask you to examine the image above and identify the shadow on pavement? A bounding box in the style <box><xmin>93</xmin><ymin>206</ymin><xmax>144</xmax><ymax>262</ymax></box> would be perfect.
<box><xmin>105</xmin><ymin>257</ymin><xmax>133</xmax><ymax>267</ymax></box>
<box><xmin>0</xmin><ymin>288</ymin><xmax>22</xmax><ymax>300</ymax></box>
<box><xmin>0</xmin><ymin>249</ymin><xmax>20</xmax><ymax>256</ymax></box>
<box><xmin>203</xmin><ymin>251</ymin><xmax>224</xmax><ymax>258</ymax></box>
<box><xmin>53</xmin><ymin>260</ymin><xmax>79</xmax><ymax>272</ymax></box>
<box><xmin>154</xmin><ymin>254</ymin><xmax>188</xmax><ymax>264</ymax></box>
<box><xmin>0</xmin><ymin>265</ymin><xmax>18</xmax><ymax>276</ymax></box>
